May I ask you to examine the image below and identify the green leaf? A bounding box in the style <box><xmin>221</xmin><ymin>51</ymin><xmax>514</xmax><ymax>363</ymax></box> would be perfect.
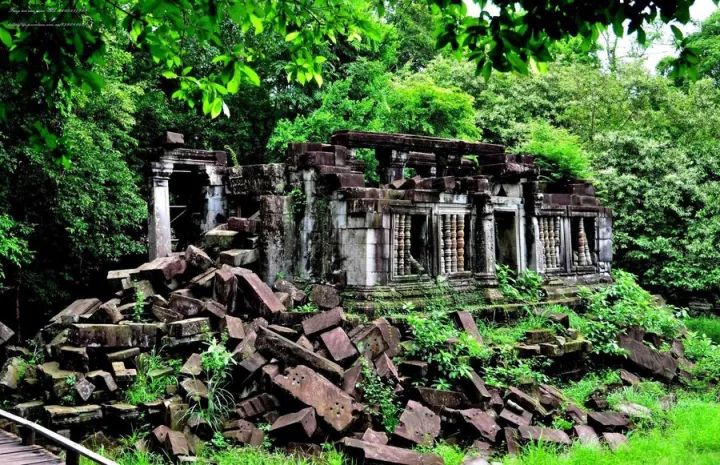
<box><xmin>671</xmin><ymin>25</ymin><xmax>683</xmax><ymax>42</ymax></box>
<box><xmin>0</xmin><ymin>27</ymin><xmax>12</xmax><ymax>48</ymax></box>
<box><xmin>240</xmin><ymin>65</ymin><xmax>260</xmax><ymax>86</ymax></box>
<box><xmin>76</xmin><ymin>70</ymin><xmax>105</xmax><ymax>91</ymax></box>
<box><xmin>250</xmin><ymin>14</ymin><xmax>263</xmax><ymax>34</ymax></box>
<box><xmin>210</xmin><ymin>98</ymin><xmax>222</xmax><ymax>119</ymax></box>
<box><xmin>285</xmin><ymin>31</ymin><xmax>300</xmax><ymax>42</ymax></box>
<box><xmin>313</xmin><ymin>72</ymin><xmax>323</xmax><ymax>87</ymax></box>
<box><xmin>161</xmin><ymin>71</ymin><xmax>178</xmax><ymax>79</ymax></box>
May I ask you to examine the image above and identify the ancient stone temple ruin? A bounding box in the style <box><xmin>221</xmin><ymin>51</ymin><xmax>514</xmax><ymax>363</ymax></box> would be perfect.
<box><xmin>147</xmin><ymin>130</ymin><xmax>612</xmax><ymax>307</ymax></box>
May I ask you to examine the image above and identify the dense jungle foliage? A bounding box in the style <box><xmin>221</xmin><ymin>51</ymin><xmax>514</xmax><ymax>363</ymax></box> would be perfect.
<box><xmin>1</xmin><ymin>4</ymin><xmax>720</xmax><ymax>327</ymax></box>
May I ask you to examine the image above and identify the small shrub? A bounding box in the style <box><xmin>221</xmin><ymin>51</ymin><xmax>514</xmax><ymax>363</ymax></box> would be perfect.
<box><xmin>132</xmin><ymin>284</ymin><xmax>145</xmax><ymax>322</ymax></box>
<box><xmin>125</xmin><ymin>350</ymin><xmax>179</xmax><ymax>404</ymax></box>
<box><xmin>496</xmin><ymin>265</ymin><xmax>545</xmax><ymax>303</ymax></box>
<box><xmin>685</xmin><ymin>316</ymin><xmax>720</xmax><ymax>344</ymax></box>
<box><xmin>516</xmin><ymin>120</ymin><xmax>592</xmax><ymax>181</ymax></box>
<box><xmin>357</xmin><ymin>358</ymin><xmax>400</xmax><ymax>433</ymax></box>
<box><xmin>291</xmin><ymin>302</ymin><xmax>319</xmax><ymax>313</ymax></box>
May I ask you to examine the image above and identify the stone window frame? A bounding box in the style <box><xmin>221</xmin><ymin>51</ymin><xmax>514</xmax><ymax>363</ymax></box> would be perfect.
<box><xmin>389</xmin><ymin>206</ymin><xmax>434</xmax><ymax>282</ymax></box>
<box><xmin>491</xmin><ymin>197</ymin><xmax>527</xmax><ymax>274</ymax></box>
<box><xmin>535</xmin><ymin>211</ymin><xmax>567</xmax><ymax>276</ymax></box>
<box><xmin>434</xmin><ymin>204</ymin><xmax>474</xmax><ymax>278</ymax></box>
<box><xmin>567</xmin><ymin>210</ymin><xmax>601</xmax><ymax>273</ymax></box>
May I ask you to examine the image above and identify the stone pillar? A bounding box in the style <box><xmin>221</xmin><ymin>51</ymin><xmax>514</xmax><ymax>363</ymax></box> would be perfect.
<box><xmin>201</xmin><ymin>165</ymin><xmax>226</xmax><ymax>233</ymax></box>
<box><xmin>475</xmin><ymin>200</ymin><xmax>496</xmax><ymax>279</ymax></box>
<box><xmin>148</xmin><ymin>162</ymin><xmax>174</xmax><ymax>260</ymax></box>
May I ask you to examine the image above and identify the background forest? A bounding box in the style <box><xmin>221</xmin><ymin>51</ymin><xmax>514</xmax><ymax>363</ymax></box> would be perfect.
<box><xmin>2</xmin><ymin>2</ymin><xmax>720</xmax><ymax>327</ymax></box>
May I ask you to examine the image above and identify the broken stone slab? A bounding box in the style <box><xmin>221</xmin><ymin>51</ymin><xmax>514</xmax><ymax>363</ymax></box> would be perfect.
<box><xmin>0</xmin><ymin>357</ymin><xmax>24</xmax><ymax>390</ymax></box>
<box><xmin>524</xmin><ymin>329</ymin><xmax>555</xmax><ymax>344</ymax></box>
<box><xmin>273</xmin><ymin>365</ymin><xmax>359</xmax><ymax>431</ymax></box>
<box><xmin>136</xmin><ymin>255</ymin><xmax>187</xmax><ymax>283</ymax></box>
<box><xmin>394</xmin><ymin>400</ymin><xmax>441</xmax><ymax>446</ymax></box>
<box><xmin>237</xmin><ymin>352</ymin><xmax>267</xmax><ymax>384</ymax></box>
<box><xmin>165</xmin><ymin>430</ymin><xmax>190</xmax><ymax>456</ymax></box>
<box><xmin>587</xmin><ymin>411</ymin><xmax>630</xmax><ymax>432</ymax></box>
<box><xmin>458</xmin><ymin>409</ymin><xmax>501</xmax><ymax>442</ymax></box>
<box><xmin>399</xmin><ymin>360</ymin><xmax>428</xmax><ymax>379</ymax></box>
<box><xmin>219</xmin><ymin>249</ymin><xmax>259</xmax><ymax>267</ymax></box>
<box><xmin>188</xmin><ymin>268</ymin><xmax>217</xmax><ymax>292</ymax></box>
<box><xmin>416</xmin><ymin>387</ymin><xmax>471</xmax><ymax>412</ymax></box>
<box><xmin>619</xmin><ymin>369</ymin><xmax>641</xmax><ymax>386</ymax></box>
<box><xmin>319</xmin><ymin>327</ymin><xmax>358</xmax><ymax>363</ymax></box>
<box><xmin>309</xmin><ymin>284</ymin><xmax>341</xmax><ymax>309</ymax></box>
<box><xmin>50</xmin><ymin>298</ymin><xmax>102</xmax><ymax>325</ymax></box>
<box><xmin>106</xmin><ymin>347</ymin><xmax>141</xmax><ymax>363</ymax></box>
<box><xmin>374</xmin><ymin>353</ymin><xmax>400</xmax><ymax>383</ymax></box>
<box><xmin>180</xmin><ymin>354</ymin><xmax>203</xmax><ymax>377</ymax></box>
<box><xmin>341</xmin><ymin>438</ymin><xmax>443</xmax><ymax>465</ymax></box>
<box><xmin>205</xmin><ymin>228</ymin><xmax>239</xmax><ymax>249</ymax></box>
<box><xmin>45</xmin><ymin>404</ymin><xmax>103</xmax><ymax>427</ymax></box>
<box><xmin>603</xmin><ymin>432</ymin><xmax>628</xmax><ymax>451</ymax></box>
<box><xmin>452</xmin><ymin>311</ymin><xmax>483</xmax><ymax>343</ymax></box>
<box><xmin>111</xmin><ymin>361</ymin><xmax>137</xmax><ymax>384</ymax></box>
<box><xmin>168</xmin><ymin>294</ymin><xmax>206</xmax><ymax>318</ymax></box>
<box><xmin>152</xmin><ymin>305</ymin><xmax>184</xmax><ymax>323</ymax></box>
<box><xmin>504</xmin><ymin>427</ymin><xmax>521</xmax><ymax>455</ymax></box>
<box><xmin>274</xmin><ymin>292</ymin><xmax>292</xmax><ymax>309</ymax></box>
<box><xmin>152</xmin><ymin>425</ymin><xmax>171</xmax><ymax>444</ymax></box>
<box><xmin>351</xmin><ymin>318</ymin><xmax>401</xmax><ymax>358</ymax></box>
<box><xmin>296</xmin><ymin>335</ymin><xmax>314</xmax><ymax>351</ymax></box>
<box><xmin>86</xmin><ymin>370</ymin><xmax>118</xmax><ymax>393</ymax></box>
<box><xmin>223</xmin><ymin>419</ymin><xmax>265</xmax><ymax>446</ymax></box>
<box><xmin>83</xmin><ymin>299</ymin><xmax>124</xmax><ymax>324</ymax></box>
<box><xmin>256</xmin><ymin>327</ymin><xmax>344</xmax><ymax>382</ymax></box>
<box><xmin>617</xmin><ymin>402</ymin><xmax>652</xmax><ymax>419</ymax></box>
<box><xmin>269</xmin><ymin>407</ymin><xmax>317</xmax><ymax>440</ymax></box>
<box><xmin>499</xmin><ymin>408</ymin><xmax>532</xmax><ymax>428</ymax></box>
<box><xmin>181</xmin><ymin>379</ymin><xmax>209</xmax><ymax>400</ymax></box>
<box><xmin>574</xmin><ymin>425</ymin><xmax>600</xmax><ymax>446</ymax></box>
<box><xmin>14</xmin><ymin>400</ymin><xmax>45</xmax><ymax>421</ymax></box>
<box><xmin>185</xmin><ymin>245</ymin><xmax>214</xmax><ymax>271</ymax></box>
<box><xmin>463</xmin><ymin>372</ymin><xmax>492</xmax><ymax>404</ymax></box>
<box><xmin>104</xmin><ymin>403</ymin><xmax>140</xmax><ymax>421</ymax></box>
<box><xmin>202</xmin><ymin>299</ymin><xmax>227</xmax><ymax>319</ymax></box>
<box><xmin>362</xmin><ymin>428</ymin><xmax>389</xmax><ymax>445</ymax></box>
<box><xmin>302</xmin><ymin>307</ymin><xmax>344</xmax><ymax>337</ymax></box>
<box><xmin>518</xmin><ymin>425</ymin><xmax>571</xmax><ymax>445</ymax></box>
<box><xmin>235</xmin><ymin>393</ymin><xmax>279</xmax><ymax>419</ymax></box>
<box><xmin>227</xmin><ymin>217</ymin><xmax>260</xmax><ymax>234</ymax></box>
<box><xmin>273</xmin><ymin>279</ymin><xmax>307</xmax><ymax>304</ymax></box>
<box><xmin>167</xmin><ymin>318</ymin><xmax>210</xmax><ymax>338</ymax></box>
<box><xmin>165</xmin><ymin>399</ymin><xmax>190</xmax><ymax>430</ymax></box>
<box><xmin>506</xmin><ymin>387</ymin><xmax>548</xmax><ymax>417</ymax></box>
<box><xmin>57</xmin><ymin>346</ymin><xmax>89</xmax><ymax>372</ymax></box>
<box><xmin>236</xmin><ymin>272</ymin><xmax>285</xmax><ymax>315</ymax></box>
<box><xmin>107</xmin><ymin>269</ymin><xmax>136</xmax><ymax>292</ymax></box>
<box><xmin>69</xmin><ymin>323</ymin><xmax>161</xmax><ymax>348</ymax></box>
<box><xmin>618</xmin><ymin>333</ymin><xmax>677</xmax><ymax>381</ymax></box>
<box><xmin>213</xmin><ymin>265</ymin><xmax>237</xmax><ymax>308</ymax></box>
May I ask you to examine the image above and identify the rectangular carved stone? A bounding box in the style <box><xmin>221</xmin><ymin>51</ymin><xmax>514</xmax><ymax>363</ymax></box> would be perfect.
<box><xmin>518</xmin><ymin>425</ymin><xmax>571</xmax><ymax>445</ymax></box>
<box><xmin>235</xmin><ymin>393</ymin><xmax>279</xmax><ymax>419</ymax></box>
<box><xmin>273</xmin><ymin>365</ymin><xmax>359</xmax><ymax>431</ymax></box>
<box><xmin>341</xmin><ymin>438</ymin><xmax>443</xmax><ymax>465</ymax></box>
<box><xmin>618</xmin><ymin>334</ymin><xmax>677</xmax><ymax>381</ymax></box>
<box><xmin>45</xmin><ymin>404</ymin><xmax>103</xmax><ymax>427</ymax></box>
<box><xmin>50</xmin><ymin>298</ymin><xmax>102</xmax><ymax>324</ymax></box>
<box><xmin>459</xmin><ymin>409</ymin><xmax>501</xmax><ymax>442</ymax></box>
<box><xmin>167</xmin><ymin>317</ymin><xmax>210</xmax><ymax>337</ymax></box>
<box><xmin>319</xmin><ymin>327</ymin><xmax>358</xmax><ymax>363</ymax></box>
<box><xmin>302</xmin><ymin>307</ymin><xmax>344</xmax><ymax>336</ymax></box>
<box><xmin>256</xmin><ymin>327</ymin><xmax>344</xmax><ymax>381</ymax></box>
<box><xmin>168</xmin><ymin>294</ymin><xmax>205</xmax><ymax>317</ymax></box>
<box><xmin>269</xmin><ymin>407</ymin><xmax>317</xmax><ymax>440</ymax></box>
<box><xmin>574</xmin><ymin>425</ymin><xmax>600</xmax><ymax>446</ymax></box>
<box><xmin>136</xmin><ymin>255</ymin><xmax>186</xmax><ymax>282</ymax></box>
<box><xmin>69</xmin><ymin>323</ymin><xmax>161</xmax><ymax>348</ymax></box>
<box><xmin>237</xmin><ymin>272</ymin><xmax>285</xmax><ymax>315</ymax></box>
<box><xmin>587</xmin><ymin>411</ymin><xmax>629</xmax><ymax>431</ymax></box>
<box><xmin>394</xmin><ymin>400</ymin><xmax>441</xmax><ymax>446</ymax></box>
<box><xmin>219</xmin><ymin>249</ymin><xmax>259</xmax><ymax>267</ymax></box>
<box><xmin>452</xmin><ymin>311</ymin><xmax>483</xmax><ymax>343</ymax></box>
<box><xmin>416</xmin><ymin>387</ymin><xmax>470</xmax><ymax>412</ymax></box>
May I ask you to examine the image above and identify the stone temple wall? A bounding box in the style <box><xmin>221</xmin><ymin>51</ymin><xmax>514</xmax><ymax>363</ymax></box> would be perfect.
<box><xmin>216</xmin><ymin>131</ymin><xmax>612</xmax><ymax>308</ymax></box>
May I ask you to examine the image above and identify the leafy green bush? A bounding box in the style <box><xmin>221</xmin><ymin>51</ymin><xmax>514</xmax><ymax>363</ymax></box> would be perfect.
<box><xmin>496</xmin><ymin>265</ymin><xmax>545</xmax><ymax>303</ymax></box>
<box><xmin>516</xmin><ymin>120</ymin><xmax>592</xmax><ymax>182</ymax></box>
<box><xmin>570</xmin><ymin>270</ymin><xmax>683</xmax><ymax>356</ymax></box>
<box><xmin>357</xmin><ymin>358</ymin><xmax>400</xmax><ymax>432</ymax></box>
<box><xmin>125</xmin><ymin>351</ymin><xmax>180</xmax><ymax>404</ymax></box>
<box><xmin>683</xmin><ymin>331</ymin><xmax>720</xmax><ymax>387</ymax></box>
<box><xmin>685</xmin><ymin>316</ymin><xmax>720</xmax><ymax>344</ymax></box>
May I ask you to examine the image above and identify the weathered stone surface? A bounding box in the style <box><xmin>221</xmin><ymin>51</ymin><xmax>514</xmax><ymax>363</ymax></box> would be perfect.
<box><xmin>374</xmin><ymin>353</ymin><xmax>400</xmax><ymax>382</ymax></box>
<box><xmin>165</xmin><ymin>430</ymin><xmax>190</xmax><ymax>456</ymax></box>
<box><xmin>416</xmin><ymin>388</ymin><xmax>470</xmax><ymax>412</ymax></box>
<box><xmin>168</xmin><ymin>294</ymin><xmax>205</xmax><ymax>317</ymax></box>
<box><xmin>587</xmin><ymin>411</ymin><xmax>630</xmax><ymax>431</ymax></box>
<box><xmin>186</xmin><ymin>245</ymin><xmax>214</xmax><ymax>271</ymax></box>
<box><xmin>74</xmin><ymin>377</ymin><xmax>96</xmax><ymax>402</ymax></box>
<box><xmin>506</xmin><ymin>387</ymin><xmax>548</xmax><ymax>416</ymax></box>
<box><xmin>256</xmin><ymin>327</ymin><xmax>344</xmax><ymax>381</ymax></box>
<box><xmin>351</xmin><ymin>318</ymin><xmax>401</xmax><ymax>358</ymax></box>
<box><xmin>86</xmin><ymin>370</ymin><xmax>118</xmax><ymax>392</ymax></box>
<box><xmin>319</xmin><ymin>327</ymin><xmax>358</xmax><ymax>363</ymax></box>
<box><xmin>152</xmin><ymin>425</ymin><xmax>171</xmax><ymax>444</ymax></box>
<box><xmin>107</xmin><ymin>269</ymin><xmax>136</xmax><ymax>292</ymax></box>
<box><xmin>273</xmin><ymin>365</ymin><xmax>358</xmax><ymax>431</ymax></box>
<box><xmin>235</xmin><ymin>393</ymin><xmax>279</xmax><ymax>419</ymax></box>
<box><xmin>619</xmin><ymin>369</ymin><xmax>641</xmax><ymax>386</ymax></box>
<box><xmin>228</xmin><ymin>217</ymin><xmax>259</xmax><ymax>234</ymax></box>
<box><xmin>309</xmin><ymin>285</ymin><xmax>341</xmax><ymax>309</ymax></box>
<box><xmin>464</xmin><ymin>372</ymin><xmax>492</xmax><ymax>403</ymax></box>
<box><xmin>504</xmin><ymin>427</ymin><xmax>521</xmax><ymax>455</ymax></box>
<box><xmin>270</xmin><ymin>407</ymin><xmax>317</xmax><ymax>440</ymax></box>
<box><xmin>273</xmin><ymin>280</ymin><xmax>307</xmax><ymax>304</ymax></box>
<box><xmin>214</xmin><ymin>265</ymin><xmax>237</xmax><ymax>307</ymax></box>
<box><xmin>111</xmin><ymin>361</ymin><xmax>137</xmax><ymax>383</ymax></box>
<box><xmin>362</xmin><ymin>428</ymin><xmax>389</xmax><ymax>445</ymax></box>
<box><xmin>617</xmin><ymin>402</ymin><xmax>652</xmax><ymax>419</ymax></box>
<box><xmin>525</xmin><ymin>329</ymin><xmax>555</xmax><ymax>344</ymax></box>
<box><xmin>168</xmin><ymin>318</ymin><xmax>210</xmax><ymax>337</ymax></box>
<box><xmin>219</xmin><ymin>249</ymin><xmax>259</xmax><ymax>267</ymax></box>
<box><xmin>394</xmin><ymin>400</ymin><xmax>441</xmax><ymax>446</ymax></box>
<box><xmin>50</xmin><ymin>298</ymin><xmax>102</xmax><ymax>324</ymax></box>
<box><xmin>223</xmin><ymin>419</ymin><xmax>265</xmax><ymax>446</ymax></box>
<box><xmin>0</xmin><ymin>357</ymin><xmax>24</xmax><ymax>390</ymax></box>
<box><xmin>237</xmin><ymin>272</ymin><xmax>285</xmax><ymax>315</ymax></box>
<box><xmin>45</xmin><ymin>404</ymin><xmax>103</xmax><ymax>426</ymax></box>
<box><xmin>202</xmin><ymin>299</ymin><xmax>226</xmax><ymax>319</ymax></box>
<box><xmin>603</xmin><ymin>432</ymin><xmax>628</xmax><ymax>451</ymax></box>
<box><xmin>84</xmin><ymin>299</ymin><xmax>124</xmax><ymax>324</ymax></box>
<box><xmin>57</xmin><ymin>345</ymin><xmax>89</xmax><ymax>372</ymax></box>
<box><xmin>181</xmin><ymin>379</ymin><xmax>209</xmax><ymax>400</ymax></box>
<box><xmin>205</xmin><ymin>228</ymin><xmax>239</xmax><ymax>248</ymax></box>
<box><xmin>302</xmin><ymin>307</ymin><xmax>344</xmax><ymax>336</ymax></box>
<box><xmin>618</xmin><ymin>334</ymin><xmax>677</xmax><ymax>381</ymax></box>
<box><xmin>14</xmin><ymin>400</ymin><xmax>45</xmax><ymax>420</ymax></box>
<box><xmin>574</xmin><ymin>425</ymin><xmax>600</xmax><ymax>446</ymax></box>
<box><xmin>518</xmin><ymin>425</ymin><xmax>571</xmax><ymax>445</ymax></box>
<box><xmin>499</xmin><ymin>408</ymin><xmax>532</xmax><ymax>428</ymax></box>
<box><xmin>136</xmin><ymin>255</ymin><xmax>186</xmax><ymax>282</ymax></box>
<box><xmin>296</xmin><ymin>335</ymin><xmax>314</xmax><ymax>351</ymax></box>
<box><xmin>69</xmin><ymin>323</ymin><xmax>161</xmax><ymax>348</ymax></box>
<box><xmin>342</xmin><ymin>438</ymin><xmax>443</xmax><ymax>465</ymax></box>
<box><xmin>180</xmin><ymin>353</ymin><xmax>202</xmax><ymax>377</ymax></box>
<box><xmin>399</xmin><ymin>360</ymin><xmax>428</xmax><ymax>379</ymax></box>
<box><xmin>104</xmin><ymin>402</ymin><xmax>140</xmax><ymax>421</ymax></box>
<box><xmin>107</xmin><ymin>348</ymin><xmax>140</xmax><ymax>363</ymax></box>
<box><xmin>453</xmin><ymin>311</ymin><xmax>483</xmax><ymax>343</ymax></box>
<box><xmin>0</xmin><ymin>321</ymin><xmax>14</xmax><ymax>346</ymax></box>
<box><xmin>237</xmin><ymin>352</ymin><xmax>267</xmax><ymax>383</ymax></box>
<box><xmin>274</xmin><ymin>292</ymin><xmax>292</xmax><ymax>309</ymax></box>
<box><xmin>152</xmin><ymin>305</ymin><xmax>184</xmax><ymax>323</ymax></box>
<box><xmin>459</xmin><ymin>409</ymin><xmax>501</xmax><ymax>442</ymax></box>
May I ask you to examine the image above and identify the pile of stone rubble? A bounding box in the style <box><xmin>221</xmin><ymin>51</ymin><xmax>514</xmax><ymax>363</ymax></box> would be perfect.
<box><xmin>0</xmin><ymin>223</ymin><xmax>683</xmax><ymax>464</ymax></box>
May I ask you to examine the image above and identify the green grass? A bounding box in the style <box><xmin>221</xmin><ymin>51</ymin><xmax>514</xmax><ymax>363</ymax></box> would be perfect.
<box><xmin>504</xmin><ymin>399</ymin><xmax>720</xmax><ymax>465</ymax></box>
<box><xmin>686</xmin><ymin>316</ymin><xmax>720</xmax><ymax>344</ymax></box>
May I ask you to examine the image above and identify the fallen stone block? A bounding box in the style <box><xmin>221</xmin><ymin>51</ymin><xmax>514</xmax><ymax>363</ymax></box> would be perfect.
<box><xmin>168</xmin><ymin>318</ymin><xmax>210</xmax><ymax>338</ymax></box>
<box><xmin>399</xmin><ymin>360</ymin><xmax>428</xmax><ymax>379</ymax></box>
<box><xmin>45</xmin><ymin>404</ymin><xmax>103</xmax><ymax>427</ymax></box>
<box><xmin>270</xmin><ymin>407</ymin><xmax>317</xmax><ymax>440</ymax></box>
<box><xmin>181</xmin><ymin>379</ymin><xmax>209</xmax><ymax>400</ymax></box>
<box><xmin>205</xmin><ymin>228</ymin><xmax>239</xmax><ymax>249</ymax></box>
<box><xmin>518</xmin><ymin>425</ymin><xmax>571</xmax><ymax>445</ymax></box>
<box><xmin>273</xmin><ymin>280</ymin><xmax>307</xmax><ymax>305</ymax></box>
<box><xmin>603</xmin><ymin>432</ymin><xmax>628</xmax><ymax>451</ymax></box>
<box><xmin>106</xmin><ymin>348</ymin><xmax>141</xmax><ymax>363</ymax></box>
<box><xmin>104</xmin><ymin>402</ymin><xmax>140</xmax><ymax>421</ymax></box>
<box><xmin>341</xmin><ymin>438</ymin><xmax>443</xmax><ymax>465</ymax></box>
<box><xmin>223</xmin><ymin>419</ymin><xmax>265</xmax><ymax>446</ymax></box>
<box><xmin>14</xmin><ymin>400</ymin><xmax>45</xmax><ymax>420</ymax></box>
<box><xmin>256</xmin><ymin>327</ymin><xmax>344</xmax><ymax>381</ymax></box>
<box><xmin>499</xmin><ymin>408</ymin><xmax>532</xmax><ymax>428</ymax></box>
<box><xmin>219</xmin><ymin>249</ymin><xmax>259</xmax><ymax>267</ymax></box>
<box><xmin>458</xmin><ymin>409</ymin><xmax>501</xmax><ymax>442</ymax></box>
<box><xmin>504</xmin><ymin>427</ymin><xmax>521</xmax><ymax>455</ymax></box>
<box><xmin>273</xmin><ymin>365</ymin><xmax>359</xmax><ymax>431</ymax></box>
<box><xmin>618</xmin><ymin>334</ymin><xmax>677</xmax><ymax>381</ymax></box>
<box><xmin>152</xmin><ymin>305</ymin><xmax>184</xmax><ymax>323</ymax></box>
<box><xmin>50</xmin><ymin>298</ymin><xmax>102</xmax><ymax>324</ymax></box>
<box><xmin>0</xmin><ymin>357</ymin><xmax>24</xmax><ymax>390</ymax></box>
<box><xmin>394</xmin><ymin>400</ymin><xmax>441</xmax><ymax>446</ymax></box>
<box><xmin>274</xmin><ymin>292</ymin><xmax>292</xmax><ymax>309</ymax></box>
<box><xmin>587</xmin><ymin>411</ymin><xmax>630</xmax><ymax>432</ymax></box>
<box><xmin>574</xmin><ymin>425</ymin><xmax>600</xmax><ymax>446</ymax></box>
<box><xmin>228</xmin><ymin>217</ymin><xmax>259</xmax><ymax>234</ymax></box>
<box><xmin>57</xmin><ymin>345</ymin><xmax>89</xmax><ymax>372</ymax></box>
<box><xmin>416</xmin><ymin>387</ymin><xmax>470</xmax><ymax>412</ymax></box>
<box><xmin>617</xmin><ymin>402</ymin><xmax>652</xmax><ymax>419</ymax></box>
<box><xmin>69</xmin><ymin>323</ymin><xmax>161</xmax><ymax>348</ymax></box>
<box><xmin>362</xmin><ymin>428</ymin><xmax>389</xmax><ymax>445</ymax></box>
<box><xmin>186</xmin><ymin>245</ymin><xmax>214</xmax><ymax>271</ymax></box>
<box><xmin>86</xmin><ymin>370</ymin><xmax>118</xmax><ymax>393</ymax></box>
<box><xmin>464</xmin><ymin>372</ymin><xmax>492</xmax><ymax>403</ymax></box>
<box><xmin>107</xmin><ymin>269</ymin><xmax>136</xmax><ymax>292</ymax></box>
<box><xmin>453</xmin><ymin>311</ymin><xmax>483</xmax><ymax>343</ymax></box>
<box><xmin>351</xmin><ymin>318</ymin><xmax>401</xmax><ymax>358</ymax></box>
<box><xmin>74</xmin><ymin>377</ymin><xmax>96</xmax><ymax>402</ymax></box>
<box><xmin>320</xmin><ymin>327</ymin><xmax>358</xmax><ymax>363</ymax></box>
<box><xmin>235</xmin><ymin>393</ymin><xmax>279</xmax><ymax>419</ymax></box>
<box><xmin>165</xmin><ymin>430</ymin><xmax>190</xmax><ymax>457</ymax></box>
<box><xmin>180</xmin><ymin>354</ymin><xmax>203</xmax><ymax>377</ymax></box>
<box><xmin>236</xmin><ymin>272</ymin><xmax>285</xmax><ymax>315</ymax></box>
<box><xmin>302</xmin><ymin>307</ymin><xmax>344</xmax><ymax>337</ymax></box>
<box><xmin>309</xmin><ymin>284</ymin><xmax>341</xmax><ymax>309</ymax></box>
<box><xmin>619</xmin><ymin>369</ymin><xmax>641</xmax><ymax>386</ymax></box>
<box><xmin>506</xmin><ymin>387</ymin><xmax>548</xmax><ymax>417</ymax></box>
<box><xmin>214</xmin><ymin>265</ymin><xmax>237</xmax><ymax>307</ymax></box>
<box><xmin>111</xmin><ymin>361</ymin><xmax>137</xmax><ymax>383</ymax></box>
<box><xmin>168</xmin><ymin>294</ymin><xmax>206</xmax><ymax>317</ymax></box>
<box><xmin>136</xmin><ymin>255</ymin><xmax>186</xmax><ymax>283</ymax></box>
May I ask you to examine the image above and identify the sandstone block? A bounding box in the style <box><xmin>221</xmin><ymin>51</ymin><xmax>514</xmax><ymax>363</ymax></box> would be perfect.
<box><xmin>269</xmin><ymin>407</ymin><xmax>317</xmax><ymax>440</ymax></box>
<box><xmin>394</xmin><ymin>400</ymin><xmax>441</xmax><ymax>446</ymax></box>
<box><xmin>319</xmin><ymin>327</ymin><xmax>358</xmax><ymax>363</ymax></box>
<box><xmin>237</xmin><ymin>272</ymin><xmax>285</xmax><ymax>315</ymax></box>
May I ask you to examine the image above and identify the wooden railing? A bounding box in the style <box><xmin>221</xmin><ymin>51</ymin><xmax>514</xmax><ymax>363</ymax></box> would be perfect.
<box><xmin>0</xmin><ymin>408</ymin><xmax>117</xmax><ymax>465</ymax></box>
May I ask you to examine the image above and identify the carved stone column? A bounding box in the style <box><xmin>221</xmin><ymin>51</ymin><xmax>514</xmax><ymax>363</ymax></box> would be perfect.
<box><xmin>476</xmin><ymin>200</ymin><xmax>496</xmax><ymax>278</ymax></box>
<box><xmin>148</xmin><ymin>161</ymin><xmax>174</xmax><ymax>260</ymax></box>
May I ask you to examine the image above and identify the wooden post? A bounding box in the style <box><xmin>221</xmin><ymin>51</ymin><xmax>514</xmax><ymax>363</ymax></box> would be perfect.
<box><xmin>20</xmin><ymin>425</ymin><xmax>34</xmax><ymax>446</ymax></box>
